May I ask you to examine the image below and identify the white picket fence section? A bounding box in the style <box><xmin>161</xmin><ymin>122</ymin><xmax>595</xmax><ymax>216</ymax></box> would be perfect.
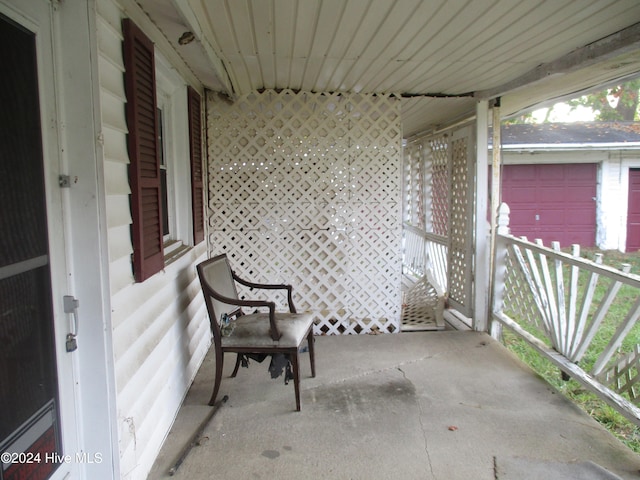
<box><xmin>492</xmin><ymin>203</ymin><xmax>640</xmax><ymax>426</ymax></box>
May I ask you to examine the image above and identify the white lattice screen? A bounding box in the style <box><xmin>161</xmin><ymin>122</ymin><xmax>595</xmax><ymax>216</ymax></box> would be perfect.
<box><xmin>206</xmin><ymin>89</ymin><xmax>403</xmax><ymax>334</ymax></box>
<box><xmin>402</xmin><ymin>143</ymin><xmax>425</xmax><ymax>229</ymax></box>
<box><xmin>447</xmin><ymin>128</ymin><xmax>474</xmax><ymax>316</ymax></box>
<box><xmin>427</xmin><ymin>135</ymin><xmax>450</xmax><ymax>237</ymax></box>
<box><xmin>404</xmin><ymin>127</ymin><xmax>475</xmax><ymax>317</ymax></box>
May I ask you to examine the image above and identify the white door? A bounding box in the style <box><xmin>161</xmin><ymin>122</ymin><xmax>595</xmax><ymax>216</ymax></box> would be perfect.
<box><xmin>0</xmin><ymin>2</ymin><xmax>81</xmax><ymax>479</ymax></box>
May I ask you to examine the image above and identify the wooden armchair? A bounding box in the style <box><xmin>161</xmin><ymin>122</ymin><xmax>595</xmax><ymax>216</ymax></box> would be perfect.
<box><xmin>196</xmin><ymin>254</ymin><xmax>316</xmax><ymax>411</ymax></box>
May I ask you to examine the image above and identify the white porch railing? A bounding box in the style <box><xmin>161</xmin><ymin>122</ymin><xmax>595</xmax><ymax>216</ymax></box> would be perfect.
<box><xmin>402</xmin><ymin>223</ymin><xmax>448</xmax><ymax>290</ymax></box>
<box><xmin>401</xmin><ymin>224</ymin><xmax>447</xmax><ymax>329</ymax></box>
<box><xmin>402</xmin><ymin>224</ymin><xmax>427</xmax><ymax>278</ymax></box>
<box><xmin>492</xmin><ymin>203</ymin><xmax>640</xmax><ymax>426</ymax></box>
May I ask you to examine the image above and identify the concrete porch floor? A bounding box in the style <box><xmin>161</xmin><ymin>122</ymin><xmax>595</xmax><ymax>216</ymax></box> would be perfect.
<box><xmin>148</xmin><ymin>331</ymin><xmax>640</xmax><ymax>480</ymax></box>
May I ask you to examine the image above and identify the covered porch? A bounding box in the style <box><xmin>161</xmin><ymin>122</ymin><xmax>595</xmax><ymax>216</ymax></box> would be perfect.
<box><xmin>144</xmin><ymin>2</ymin><xmax>640</xmax><ymax>477</ymax></box>
<box><xmin>149</xmin><ymin>330</ymin><xmax>640</xmax><ymax>479</ymax></box>
<box><xmin>4</xmin><ymin>2</ymin><xmax>640</xmax><ymax>480</ymax></box>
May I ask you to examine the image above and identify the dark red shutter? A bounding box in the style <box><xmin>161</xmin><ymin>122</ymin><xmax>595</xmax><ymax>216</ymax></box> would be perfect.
<box><xmin>123</xmin><ymin>19</ymin><xmax>164</xmax><ymax>281</ymax></box>
<box><xmin>188</xmin><ymin>87</ymin><xmax>205</xmax><ymax>244</ymax></box>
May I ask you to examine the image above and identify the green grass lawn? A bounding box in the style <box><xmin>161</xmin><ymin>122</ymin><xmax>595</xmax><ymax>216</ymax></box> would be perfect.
<box><xmin>502</xmin><ymin>248</ymin><xmax>640</xmax><ymax>453</ymax></box>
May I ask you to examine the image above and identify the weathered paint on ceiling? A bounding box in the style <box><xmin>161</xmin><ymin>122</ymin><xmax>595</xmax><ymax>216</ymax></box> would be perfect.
<box><xmin>136</xmin><ymin>0</ymin><xmax>640</xmax><ymax>137</ymax></box>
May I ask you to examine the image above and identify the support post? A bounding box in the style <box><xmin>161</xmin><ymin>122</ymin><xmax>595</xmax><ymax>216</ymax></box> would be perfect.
<box><xmin>488</xmin><ymin>100</ymin><xmax>502</xmax><ymax>336</ymax></box>
<box><xmin>474</xmin><ymin>100</ymin><xmax>490</xmax><ymax>331</ymax></box>
<box><xmin>490</xmin><ymin>100</ymin><xmax>502</xmax><ymax>248</ymax></box>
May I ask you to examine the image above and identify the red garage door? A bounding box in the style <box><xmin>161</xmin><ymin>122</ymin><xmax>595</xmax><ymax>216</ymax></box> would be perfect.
<box><xmin>627</xmin><ymin>168</ymin><xmax>640</xmax><ymax>252</ymax></box>
<box><xmin>502</xmin><ymin>163</ymin><xmax>597</xmax><ymax>247</ymax></box>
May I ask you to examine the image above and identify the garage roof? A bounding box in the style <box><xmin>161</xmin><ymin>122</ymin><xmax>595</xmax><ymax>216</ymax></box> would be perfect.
<box><xmin>501</xmin><ymin>122</ymin><xmax>640</xmax><ymax>145</ymax></box>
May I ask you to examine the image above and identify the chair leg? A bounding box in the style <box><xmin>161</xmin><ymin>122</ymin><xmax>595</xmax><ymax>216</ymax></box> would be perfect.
<box><xmin>307</xmin><ymin>330</ymin><xmax>316</xmax><ymax>378</ymax></box>
<box><xmin>208</xmin><ymin>347</ymin><xmax>224</xmax><ymax>406</ymax></box>
<box><xmin>231</xmin><ymin>353</ymin><xmax>242</xmax><ymax>378</ymax></box>
<box><xmin>291</xmin><ymin>352</ymin><xmax>301</xmax><ymax>411</ymax></box>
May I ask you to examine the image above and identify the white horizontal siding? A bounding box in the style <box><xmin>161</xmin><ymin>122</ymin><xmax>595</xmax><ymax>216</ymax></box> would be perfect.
<box><xmin>109</xmin><ymin>255</ymin><xmax>134</xmax><ymax>294</ymax></box>
<box><xmin>103</xmin><ymin>126</ymin><xmax>128</xmax><ymax>162</ymax></box>
<box><xmin>106</xmin><ymin>196</ymin><xmax>132</xmax><ymax>229</ymax></box>
<box><xmin>107</xmin><ymin>225</ymin><xmax>132</xmax><ymax>265</ymax></box>
<box><xmin>96</xmin><ymin>1</ymin><xmax>211</xmax><ymax>479</ymax></box>
<box><xmin>103</xmin><ymin>160</ymin><xmax>129</xmax><ymax>196</ymax></box>
<box><xmin>99</xmin><ymin>66</ymin><xmax>127</xmax><ymax>105</ymax></box>
<box><xmin>97</xmin><ymin>13</ymin><xmax>125</xmax><ymax>68</ymax></box>
<box><xmin>98</xmin><ymin>0</ymin><xmax>134</xmax><ymax>298</ymax></box>
<box><xmin>113</xmin><ymin>245</ymin><xmax>208</xmax><ymax>477</ymax></box>
<box><xmin>599</xmin><ymin>152</ymin><xmax>640</xmax><ymax>251</ymax></box>
<box><xmin>97</xmin><ymin>0</ymin><xmax>123</xmax><ymax>32</ymax></box>
<box><xmin>100</xmin><ymin>90</ymin><xmax>128</xmax><ymax>134</ymax></box>
<box><xmin>599</xmin><ymin>157</ymin><xmax>624</xmax><ymax>250</ymax></box>
<box><xmin>118</xmin><ymin>305</ymin><xmax>209</xmax><ymax>476</ymax></box>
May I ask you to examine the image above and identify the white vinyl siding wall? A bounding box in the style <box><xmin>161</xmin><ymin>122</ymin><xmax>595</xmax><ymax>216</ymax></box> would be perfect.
<box><xmin>599</xmin><ymin>151</ymin><xmax>640</xmax><ymax>251</ymax></box>
<box><xmin>96</xmin><ymin>0</ymin><xmax>209</xmax><ymax>478</ymax></box>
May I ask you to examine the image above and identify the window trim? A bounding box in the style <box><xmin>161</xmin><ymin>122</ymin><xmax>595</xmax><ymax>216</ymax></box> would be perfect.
<box><xmin>188</xmin><ymin>86</ymin><xmax>205</xmax><ymax>245</ymax></box>
<box><xmin>157</xmin><ymin>106</ymin><xmax>171</xmax><ymax>242</ymax></box>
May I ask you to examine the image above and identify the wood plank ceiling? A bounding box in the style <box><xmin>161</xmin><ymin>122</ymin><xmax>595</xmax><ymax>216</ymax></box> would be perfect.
<box><xmin>139</xmin><ymin>0</ymin><xmax>640</xmax><ymax>137</ymax></box>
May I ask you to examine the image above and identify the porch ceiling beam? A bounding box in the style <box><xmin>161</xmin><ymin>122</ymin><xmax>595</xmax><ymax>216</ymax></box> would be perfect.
<box><xmin>171</xmin><ymin>0</ymin><xmax>234</xmax><ymax>94</ymax></box>
<box><xmin>475</xmin><ymin>21</ymin><xmax>640</xmax><ymax>101</ymax></box>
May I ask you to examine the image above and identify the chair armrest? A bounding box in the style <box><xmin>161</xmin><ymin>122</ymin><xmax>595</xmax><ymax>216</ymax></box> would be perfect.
<box><xmin>205</xmin><ymin>288</ymin><xmax>282</xmax><ymax>341</ymax></box>
<box><xmin>231</xmin><ymin>272</ymin><xmax>297</xmax><ymax>313</ymax></box>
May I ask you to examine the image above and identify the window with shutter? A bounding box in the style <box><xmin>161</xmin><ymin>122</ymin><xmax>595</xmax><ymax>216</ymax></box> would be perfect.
<box><xmin>123</xmin><ymin>19</ymin><xmax>164</xmax><ymax>282</ymax></box>
<box><xmin>188</xmin><ymin>87</ymin><xmax>204</xmax><ymax>245</ymax></box>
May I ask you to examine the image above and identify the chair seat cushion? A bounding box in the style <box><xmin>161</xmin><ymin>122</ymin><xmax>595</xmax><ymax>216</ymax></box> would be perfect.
<box><xmin>221</xmin><ymin>312</ymin><xmax>314</xmax><ymax>348</ymax></box>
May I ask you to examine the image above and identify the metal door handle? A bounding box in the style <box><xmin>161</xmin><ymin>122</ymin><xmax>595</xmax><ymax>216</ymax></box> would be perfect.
<box><xmin>63</xmin><ymin>295</ymin><xmax>79</xmax><ymax>351</ymax></box>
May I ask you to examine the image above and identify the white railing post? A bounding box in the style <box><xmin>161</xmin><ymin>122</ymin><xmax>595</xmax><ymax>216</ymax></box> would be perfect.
<box><xmin>490</xmin><ymin>202</ymin><xmax>510</xmax><ymax>340</ymax></box>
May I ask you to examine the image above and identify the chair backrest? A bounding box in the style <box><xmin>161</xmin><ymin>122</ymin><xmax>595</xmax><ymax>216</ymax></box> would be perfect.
<box><xmin>197</xmin><ymin>254</ymin><xmax>241</xmax><ymax>331</ymax></box>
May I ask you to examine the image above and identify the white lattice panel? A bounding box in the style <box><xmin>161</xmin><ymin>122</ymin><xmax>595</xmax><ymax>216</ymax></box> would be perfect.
<box><xmin>427</xmin><ymin>135</ymin><xmax>449</xmax><ymax>237</ymax></box>
<box><xmin>207</xmin><ymin>90</ymin><xmax>402</xmax><ymax>334</ymax></box>
<box><xmin>448</xmin><ymin>141</ymin><xmax>467</xmax><ymax>297</ymax></box>
<box><xmin>403</xmin><ymin>143</ymin><xmax>425</xmax><ymax>229</ymax></box>
<box><xmin>601</xmin><ymin>345</ymin><xmax>640</xmax><ymax>405</ymax></box>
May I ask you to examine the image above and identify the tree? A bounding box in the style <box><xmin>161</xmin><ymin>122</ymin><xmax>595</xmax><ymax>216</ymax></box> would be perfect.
<box><xmin>504</xmin><ymin>78</ymin><xmax>640</xmax><ymax>125</ymax></box>
<box><xmin>568</xmin><ymin>78</ymin><xmax>640</xmax><ymax>121</ymax></box>
<box><xmin>503</xmin><ymin>111</ymin><xmax>536</xmax><ymax>125</ymax></box>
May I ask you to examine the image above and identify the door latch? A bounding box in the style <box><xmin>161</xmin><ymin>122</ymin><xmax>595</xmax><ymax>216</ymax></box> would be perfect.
<box><xmin>63</xmin><ymin>295</ymin><xmax>79</xmax><ymax>352</ymax></box>
<box><xmin>66</xmin><ymin>334</ymin><xmax>78</xmax><ymax>353</ymax></box>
